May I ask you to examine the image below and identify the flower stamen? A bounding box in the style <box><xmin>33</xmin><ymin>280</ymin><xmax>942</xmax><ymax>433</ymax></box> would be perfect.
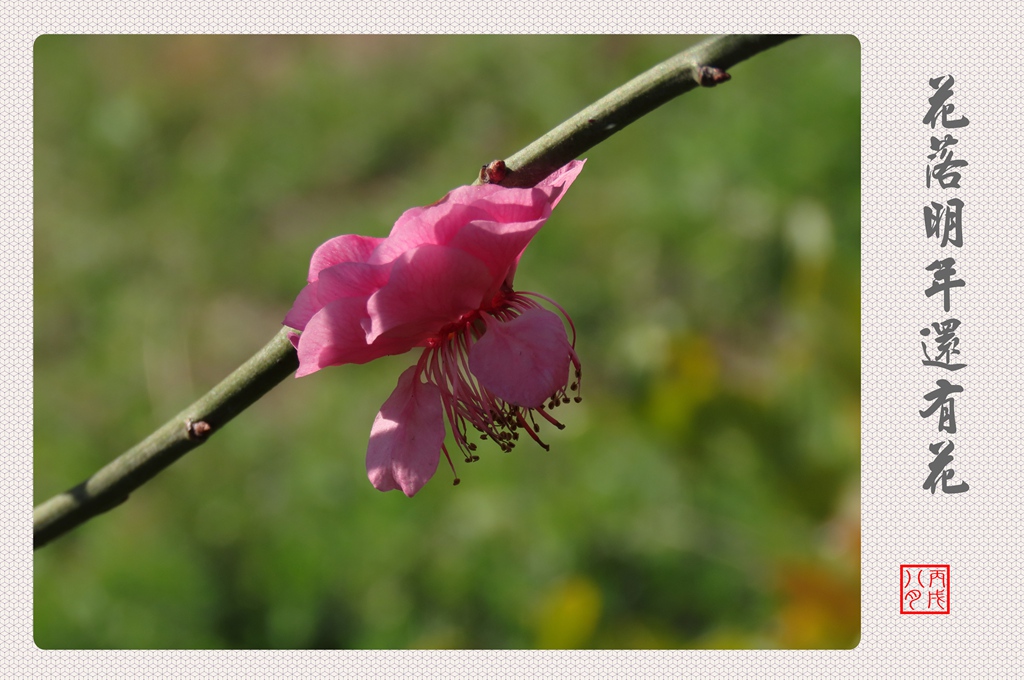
<box><xmin>535</xmin><ymin>407</ymin><xmax>565</xmax><ymax>430</ymax></box>
<box><xmin>516</xmin><ymin>411</ymin><xmax>550</xmax><ymax>452</ymax></box>
<box><xmin>417</xmin><ymin>289</ymin><xmax>582</xmax><ymax>463</ymax></box>
<box><xmin>440</xmin><ymin>443</ymin><xmax>461</xmax><ymax>486</ymax></box>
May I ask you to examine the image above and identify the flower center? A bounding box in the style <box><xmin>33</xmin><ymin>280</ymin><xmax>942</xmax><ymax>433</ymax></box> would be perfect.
<box><xmin>417</xmin><ymin>289</ymin><xmax>582</xmax><ymax>476</ymax></box>
<box><xmin>428</xmin><ymin>289</ymin><xmax>516</xmax><ymax>347</ymax></box>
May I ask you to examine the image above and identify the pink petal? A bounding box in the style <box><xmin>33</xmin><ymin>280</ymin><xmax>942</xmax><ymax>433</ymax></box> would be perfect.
<box><xmin>447</xmin><ymin>212</ymin><xmax>550</xmax><ymax>289</ymax></box>
<box><xmin>535</xmin><ymin>159</ymin><xmax>586</xmax><ymax>208</ymax></box>
<box><xmin>468</xmin><ymin>185</ymin><xmax>551</xmax><ymax>222</ymax></box>
<box><xmin>437</xmin><ymin>182</ymin><xmax>504</xmax><ymax>206</ymax></box>
<box><xmin>308</xmin><ymin>234</ymin><xmax>384</xmax><ymax>282</ymax></box>
<box><xmin>378</xmin><ymin>184</ymin><xmax>498</xmax><ymax>239</ymax></box>
<box><xmin>502</xmin><ymin>261</ymin><xmax>520</xmax><ymax>289</ymax></box>
<box><xmin>366</xmin><ymin>365</ymin><xmax>445</xmax><ymax>496</ymax></box>
<box><xmin>370</xmin><ymin>200</ymin><xmax>494</xmax><ymax>265</ymax></box>
<box><xmin>296</xmin><ymin>297</ymin><xmax>417</xmax><ymax>376</ymax></box>
<box><xmin>468</xmin><ymin>308</ymin><xmax>572</xmax><ymax>409</ymax></box>
<box><xmin>366</xmin><ymin>160</ymin><xmax>584</xmax><ymax>278</ymax></box>
<box><xmin>443</xmin><ymin>159</ymin><xmax>585</xmax><ymax>209</ymax></box>
<box><xmin>365</xmin><ymin>244</ymin><xmax>494</xmax><ymax>343</ymax></box>
<box><xmin>283</xmin><ymin>281</ymin><xmax>321</xmax><ymax>331</ymax></box>
<box><xmin>454</xmin><ymin>160</ymin><xmax>585</xmax><ymax>288</ymax></box>
<box><xmin>316</xmin><ymin>261</ymin><xmax>392</xmax><ymax>301</ymax></box>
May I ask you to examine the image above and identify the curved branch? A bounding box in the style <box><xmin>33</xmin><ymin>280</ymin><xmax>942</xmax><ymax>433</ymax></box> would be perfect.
<box><xmin>34</xmin><ymin>328</ymin><xmax>299</xmax><ymax>549</ymax></box>
<box><xmin>480</xmin><ymin>34</ymin><xmax>798</xmax><ymax>188</ymax></box>
<box><xmin>33</xmin><ymin>34</ymin><xmax>799</xmax><ymax>550</ymax></box>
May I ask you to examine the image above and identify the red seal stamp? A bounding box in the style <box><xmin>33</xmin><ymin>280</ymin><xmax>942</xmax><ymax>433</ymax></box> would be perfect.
<box><xmin>900</xmin><ymin>564</ymin><xmax>951</xmax><ymax>614</ymax></box>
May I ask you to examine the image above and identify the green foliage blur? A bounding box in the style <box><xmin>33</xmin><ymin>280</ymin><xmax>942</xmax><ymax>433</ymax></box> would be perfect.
<box><xmin>34</xmin><ymin>35</ymin><xmax>860</xmax><ymax>650</ymax></box>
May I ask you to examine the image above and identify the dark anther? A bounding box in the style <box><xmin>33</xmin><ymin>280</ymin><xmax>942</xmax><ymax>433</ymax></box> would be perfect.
<box><xmin>480</xmin><ymin>159</ymin><xmax>508</xmax><ymax>184</ymax></box>
<box><xmin>697</xmin><ymin>65</ymin><xmax>731</xmax><ymax>87</ymax></box>
<box><xmin>452</xmin><ymin>477</ymin><xmax>461</xmax><ymax>486</ymax></box>
<box><xmin>186</xmin><ymin>418</ymin><xmax>212</xmax><ymax>440</ymax></box>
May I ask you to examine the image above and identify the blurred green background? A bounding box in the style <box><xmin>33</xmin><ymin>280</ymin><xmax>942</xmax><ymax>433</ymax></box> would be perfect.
<box><xmin>34</xmin><ymin>35</ymin><xmax>860</xmax><ymax>649</ymax></box>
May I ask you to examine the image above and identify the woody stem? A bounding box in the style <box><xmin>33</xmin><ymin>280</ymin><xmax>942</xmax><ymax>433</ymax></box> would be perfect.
<box><xmin>476</xmin><ymin>34</ymin><xmax>799</xmax><ymax>188</ymax></box>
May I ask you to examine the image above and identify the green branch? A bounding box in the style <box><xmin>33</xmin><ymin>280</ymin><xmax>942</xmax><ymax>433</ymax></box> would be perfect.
<box><xmin>33</xmin><ymin>34</ymin><xmax>799</xmax><ymax>550</ymax></box>
<box><xmin>479</xmin><ymin>34</ymin><xmax>798</xmax><ymax>188</ymax></box>
<box><xmin>34</xmin><ymin>328</ymin><xmax>299</xmax><ymax>548</ymax></box>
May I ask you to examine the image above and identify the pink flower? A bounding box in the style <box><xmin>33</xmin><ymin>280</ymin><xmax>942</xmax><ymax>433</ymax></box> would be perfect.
<box><xmin>284</xmin><ymin>160</ymin><xmax>585</xmax><ymax>496</ymax></box>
